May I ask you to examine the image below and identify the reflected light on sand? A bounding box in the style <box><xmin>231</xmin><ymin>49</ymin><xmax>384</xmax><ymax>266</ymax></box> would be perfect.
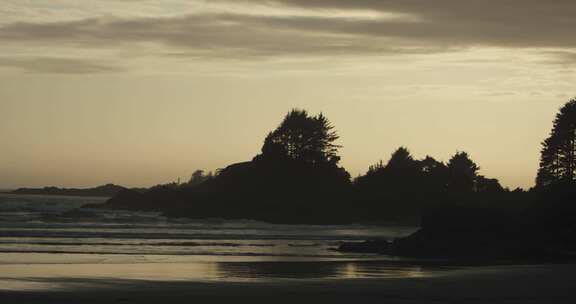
<box><xmin>0</xmin><ymin>263</ymin><xmax>221</xmax><ymax>291</ymax></box>
<box><xmin>338</xmin><ymin>262</ymin><xmax>426</xmax><ymax>279</ymax></box>
<box><xmin>0</xmin><ymin>261</ymin><xmax>436</xmax><ymax>291</ymax></box>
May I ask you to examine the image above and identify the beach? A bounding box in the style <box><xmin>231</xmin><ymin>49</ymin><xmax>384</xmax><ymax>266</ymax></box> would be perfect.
<box><xmin>1</xmin><ymin>263</ymin><xmax>575</xmax><ymax>303</ymax></box>
<box><xmin>1</xmin><ymin>194</ymin><xmax>574</xmax><ymax>303</ymax></box>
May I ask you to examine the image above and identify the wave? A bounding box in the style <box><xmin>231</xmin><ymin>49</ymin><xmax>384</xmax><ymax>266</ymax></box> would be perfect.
<box><xmin>0</xmin><ymin>220</ymin><xmax>398</xmax><ymax>230</ymax></box>
<box><xmin>0</xmin><ymin>249</ymin><xmax>358</xmax><ymax>259</ymax></box>
<box><xmin>0</xmin><ymin>230</ymin><xmax>378</xmax><ymax>241</ymax></box>
<box><xmin>287</xmin><ymin>243</ymin><xmax>321</xmax><ymax>247</ymax></box>
<box><xmin>0</xmin><ymin>240</ymin><xmax>277</xmax><ymax>247</ymax></box>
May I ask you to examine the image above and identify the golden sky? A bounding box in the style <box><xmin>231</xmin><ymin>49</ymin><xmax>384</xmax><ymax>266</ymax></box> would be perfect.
<box><xmin>1</xmin><ymin>0</ymin><xmax>575</xmax><ymax>189</ymax></box>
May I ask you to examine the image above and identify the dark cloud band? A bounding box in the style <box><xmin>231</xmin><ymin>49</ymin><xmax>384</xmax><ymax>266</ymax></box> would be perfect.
<box><xmin>0</xmin><ymin>57</ymin><xmax>121</xmax><ymax>74</ymax></box>
<box><xmin>0</xmin><ymin>0</ymin><xmax>575</xmax><ymax>73</ymax></box>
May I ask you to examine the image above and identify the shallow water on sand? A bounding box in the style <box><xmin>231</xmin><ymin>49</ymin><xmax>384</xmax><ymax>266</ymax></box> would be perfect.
<box><xmin>0</xmin><ymin>193</ymin><xmax>428</xmax><ymax>290</ymax></box>
<box><xmin>0</xmin><ymin>260</ymin><xmax>444</xmax><ymax>291</ymax></box>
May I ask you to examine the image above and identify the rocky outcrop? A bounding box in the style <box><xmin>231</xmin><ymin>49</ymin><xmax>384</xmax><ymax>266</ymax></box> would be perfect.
<box><xmin>12</xmin><ymin>184</ymin><xmax>129</xmax><ymax>197</ymax></box>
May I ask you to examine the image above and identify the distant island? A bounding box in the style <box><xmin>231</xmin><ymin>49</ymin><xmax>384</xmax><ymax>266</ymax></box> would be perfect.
<box><xmin>86</xmin><ymin>109</ymin><xmax>527</xmax><ymax>225</ymax></box>
<box><xmin>84</xmin><ymin>99</ymin><xmax>576</xmax><ymax>262</ymax></box>
<box><xmin>11</xmin><ymin>183</ymin><xmax>132</xmax><ymax>197</ymax></box>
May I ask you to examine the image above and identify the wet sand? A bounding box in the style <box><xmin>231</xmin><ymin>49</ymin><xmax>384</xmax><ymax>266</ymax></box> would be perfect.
<box><xmin>1</xmin><ymin>263</ymin><xmax>575</xmax><ymax>303</ymax></box>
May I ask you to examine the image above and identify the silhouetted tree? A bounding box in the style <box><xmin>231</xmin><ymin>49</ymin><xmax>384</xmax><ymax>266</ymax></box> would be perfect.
<box><xmin>419</xmin><ymin>156</ymin><xmax>449</xmax><ymax>192</ymax></box>
<box><xmin>366</xmin><ymin>160</ymin><xmax>384</xmax><ymax>176</ymax></box>
<box><xmin>476</xmin><ymin>175</ymin><xmax>504</xmax><ymax>193</ymax></box>
<box><xmin>537</xmin><ymin>98</ymin><xmax>576</xmax><ymax>187</ymax></box>
<box><xmin>447</xmin><ymin>152</ymin><xmax>479</xmax><ymax>192</ymax></box>
<box><xmin>261</xmin><ymin>109</ymin><xmax>341</xmax><ymax>165</ymax></box>
<box><xmin>187</xmin><ymin>169</ymin><xmax>211</xmax><ymax>187</ymax></box>
<box><xmin>384</xmin><ymin>147</ymin><xmax>422</xmax><ymax>191</ymax></box>
<box><xmin>355</xmin><ymin>147</ymin><xmax>422</xmax><ymax>193</ymax></box>
<box><xmin>536</xmin><ymin>137</ymin><xmax>559</xmax><ymax>187</ymax></box>
<box><xmin>386</xmin><ymin>147</ymin><xmax>419</xmax><ymax>171</ymax></box>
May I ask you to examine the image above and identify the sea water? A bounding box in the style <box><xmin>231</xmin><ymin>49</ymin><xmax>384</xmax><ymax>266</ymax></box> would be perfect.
<box><xmin>0</xmin><ymin>193</ymin><xmax>429</xmax><ymax>290</ymax></box>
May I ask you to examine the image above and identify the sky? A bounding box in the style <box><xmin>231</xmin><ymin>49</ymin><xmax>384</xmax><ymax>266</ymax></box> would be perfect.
<box><xmin>1</xmin><ymin>0</ymin><xmax>575</xmax><ymax>189</ymax></box>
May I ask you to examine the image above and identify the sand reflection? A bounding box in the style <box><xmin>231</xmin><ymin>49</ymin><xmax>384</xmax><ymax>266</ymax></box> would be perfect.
<box><xmin>0</xmin><ymin>261</ymin><xmax>438</xmax><ymax>291</ymax></box>
<box><xmin>215</xmin><ymin>261</ymin><xmax>430</xmax><ymax>280</ymax></box>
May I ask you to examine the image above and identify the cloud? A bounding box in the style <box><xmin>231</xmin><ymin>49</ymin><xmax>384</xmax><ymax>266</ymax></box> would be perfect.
<box><xmin>0</xmin><ymin>57</ymin><xmax>122</xmax><ymax>74</ymax></box>
<box><xmin>0</xmin><ymin>0</ymin><xmax>575</xmax><ymax>71</ymax></box>
<box><xmin>217</xmin><ymin>0</ymin><xmax>576</xmax><ymax>49</ymax></box>
<box><xmin>0</xmin><ymin>13</ymin><xmax>457</xmax><ymax>59</ymax></box>
<box><xmin>540</xmin><ymin>51</ymin><xmax>576</xmax><ymax>66</ymax></box>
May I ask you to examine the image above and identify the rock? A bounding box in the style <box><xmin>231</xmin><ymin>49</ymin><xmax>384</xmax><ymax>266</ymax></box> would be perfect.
<box><xmin>336</xmin><ymin>240</ymin><xmax>391</xmax><ymax>254</ymax></box>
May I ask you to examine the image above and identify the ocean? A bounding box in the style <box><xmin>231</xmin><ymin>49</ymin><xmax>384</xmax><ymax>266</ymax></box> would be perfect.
<box><xmin>0</xmin><ymin>193</ymin><xmax>431</xmax><ymax>290</ymax></box>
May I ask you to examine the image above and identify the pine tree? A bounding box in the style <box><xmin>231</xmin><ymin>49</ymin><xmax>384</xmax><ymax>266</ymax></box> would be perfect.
<box><xmin>447</xmin><ymin>152</ymin><xmax>479</xmax><ymax>192</ymax></box>
<box><xmin>537</xmin><ymin>98</ymin><xmax>576</xmax><ymax>187</ymax></box>
<box><xmin>261</xmin><ymin>109</ymin><xmax>341</xmax><ymax>165</ymax></box>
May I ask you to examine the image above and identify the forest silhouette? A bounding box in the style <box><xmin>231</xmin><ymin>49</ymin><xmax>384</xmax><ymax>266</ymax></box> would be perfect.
<box><xmin>89</xmin><ymin>100</ymin><xmax>576</xmax><ymax>260</ymax></box>
<box><xmin>91</xmin><ymin>109</ymin><xmax>521</xmax><ymax>223</ymax></box>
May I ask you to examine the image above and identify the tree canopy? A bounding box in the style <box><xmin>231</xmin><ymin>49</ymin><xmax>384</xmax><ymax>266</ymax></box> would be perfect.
<box><xmin>537</xmin><ymin>98</ymin><xmax>576</xmax><ymax>187</ymax></box>
<box><xmin>355</xmin><ymin>147</ymin><xmax>447</xmax><ymax>193</ymax></box>
<box><xmin>260</xmin><ymin>109</ymin><xmax>341</xmax><ymax>165</ymax></box>
<box><xmin>447</xmin><ymin>152</ymin><xmax>479</xmax><ymax>192</ymax></box>
<box><xmin>355</xmin><ymin>148</ymin><xmax>497</xmax><ymax>194</ymax></box>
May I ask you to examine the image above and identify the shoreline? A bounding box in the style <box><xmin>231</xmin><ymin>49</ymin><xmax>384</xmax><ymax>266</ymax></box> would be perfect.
<box><xmin>2</xmin><ymin>263</ymin><xmax>576</xmax><ymax>303</ymax></box>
